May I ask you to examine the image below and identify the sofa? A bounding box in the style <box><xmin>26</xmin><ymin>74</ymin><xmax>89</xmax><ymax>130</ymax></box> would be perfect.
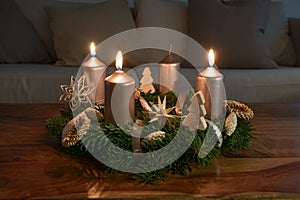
<box><xmin>1</xmin><ymin>0</ymin><xmax>300</xmax><ymax>103</ymax></box>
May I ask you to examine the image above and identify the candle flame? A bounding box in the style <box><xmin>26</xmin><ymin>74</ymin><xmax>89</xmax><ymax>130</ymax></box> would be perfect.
<box><xmin>208</xmin><ymin>49</ymin><xmax>215</xmax><ymax>67</ymax></box>
<box><xmin>116</xmin><ymin>50</ymin><xmax>123</xmax><ymax>70</ymax></box>
<box><xmin>90</xmin><ymin>42</ymin><xmax>96</xmax><ymax>57</ymax></box>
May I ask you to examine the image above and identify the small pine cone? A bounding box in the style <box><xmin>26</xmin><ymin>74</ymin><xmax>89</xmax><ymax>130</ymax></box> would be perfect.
<box><xmin>225</xmin><ymin>112</ymin><xmax>237</xmax><ymax>136</ymax></box>
<box><xmin>62</xmin><ymin>131</ymin><xmax>80</xmax><ymax>147</ymax></box>
<box><xmin>143</xmin><ymin>131</ymin><xmax>166</xmax><ymax>144</ymax></box>
<box><xmin>225</xmin><ymin>100</ymin><xmax>254</xmax><ymax>120</ymax></box>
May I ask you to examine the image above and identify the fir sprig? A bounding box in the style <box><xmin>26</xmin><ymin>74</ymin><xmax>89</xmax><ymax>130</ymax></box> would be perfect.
<box><xmin>222</xmin><ymin>119</ymin><xmax>255</xmax><ymax>150</ymax></box>
<box><xmin>46</xmin><ymin>90</ymin><xmax>255</xmax><ymax>184</ymax></box>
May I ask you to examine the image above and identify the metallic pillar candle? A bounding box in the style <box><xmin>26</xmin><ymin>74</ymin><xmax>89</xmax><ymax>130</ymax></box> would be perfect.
<box><xmin>159</xmin><ymin>54</ymin><xmax>180</xmax><ymax>94</ymax></box>
<box><xmin>82</xmin><ymin>57</ymin><xmax>106</xmax><ymax>102</ymax></box>
<box><xmin>196</xmin><ymin>66</ymin><xmax>224</xmax><ymax>118</ymax></box>
<box><xmin>105</xmin><ymin>51</ymin><xmax>135</xmax><ymax>125</ymax></box>
<box><xmin>82</xmin><ymin>43</ymin><xmax>106</xmax><ymax>102</ymax></box>
<box><xmin>104</xmin><ymin>71</ymin><xmax>135</xmax><ymax>125</ymax></box>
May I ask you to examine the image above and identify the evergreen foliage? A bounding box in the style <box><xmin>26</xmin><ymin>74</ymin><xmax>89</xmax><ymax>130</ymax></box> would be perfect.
<box><xmin>46</xmin><ymin>90</ymin><xmax>254</xmax><ymax>184</ymax></box>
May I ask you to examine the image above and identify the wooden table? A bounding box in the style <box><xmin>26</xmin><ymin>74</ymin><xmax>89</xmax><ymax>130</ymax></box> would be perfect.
<box><xmin>0</xmin><ymin>103</ymin><xmax>300</xmax><ymax>199</ymax></box>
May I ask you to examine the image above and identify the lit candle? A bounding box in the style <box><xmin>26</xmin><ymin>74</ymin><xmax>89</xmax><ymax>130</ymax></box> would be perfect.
<box><xmin>196</xmin><ymin>49</ymin><xmax>225</xmax><ymax>118</ymax></box>
<box><xmin>82</xmin><ymin>42</ymin><xmax>106</xmax><ymax>102</ymax></box>
<box><xmin>104</xmin><ymin>51</ymin><xmax>135</xmax><ymax>125</ymax></box>
<box><xmin>159</xmin><ymin>46</ymin><xmax>180</xmax><ymax>94</ymax></box>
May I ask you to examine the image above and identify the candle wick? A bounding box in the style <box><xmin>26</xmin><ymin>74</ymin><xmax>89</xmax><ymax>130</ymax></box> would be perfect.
<box><xmin>168</xmin><ymin>44</ymin><xmax>173</xmax><ymax>55</ymax></box>
<box><xmin>91</xmin><ymin>50</ymin><xmax>96</xmax><ymax>57</ymax></box>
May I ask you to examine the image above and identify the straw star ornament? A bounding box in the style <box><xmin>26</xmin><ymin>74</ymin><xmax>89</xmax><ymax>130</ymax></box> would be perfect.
<box><xmin>149</xmin><ymin>96</ymin><xmax>177</xmax><ymax>122</ymax></box>
<box><xmin>60</xmin><ymin>75</ymin><xmax>95</xmax><ymax>111</ymax></box>
<box><xmin>60</xmin><ymin>75</ymin><xmax>75</xmax><ymax>102</ymax></box>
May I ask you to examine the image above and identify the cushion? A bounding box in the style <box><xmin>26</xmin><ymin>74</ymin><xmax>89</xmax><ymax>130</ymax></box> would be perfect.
<box><xmin>0</xmin><ymin>64</ymin><xmax>78</xmax><ymax>103</ymax></box>
<box><xmin>14</xmin><ymin>0</ymin><xmax>95</xmax><ymax>62</ymax></box>
<box><xmin>0</xmin><ymin>0</ymin><xmax>50</xmax><ymax>63</ymax></box>
<box><xmin>134</xmin><ymin>0</ymin><xmax>188</xmax><ymax>34</ymax></box>
<box><xmin>125</xmin><ymin>0</ymin><xmax>187</xmax><ymax>67</ymax></box>
<box><xmin>289</xmin><ymin>18</ymin><xmax>300</xmax><ymax>66</ymax></box>
<box><xmin>265</xmin><ymin>1</ymin><xmax>296</xmax><ymax>66</ymax></box>
<box><xmin>188</xmin><ymin>0</ymin><xmax>277</xmax><ymax>69</ymax></box>
<box><xmin>46</xmin><ymin>0</ymin><xmax>136</xmax><ymax>66</ymax></box>
<box><xmin>180</xmin><ymin>66</ymin><xmax>300</xmax><ymax>103</ymax></box>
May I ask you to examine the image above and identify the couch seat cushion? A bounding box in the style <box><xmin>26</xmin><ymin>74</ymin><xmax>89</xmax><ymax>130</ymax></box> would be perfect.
<box><xmin>181</xmin><ymin>66</ymin><xmax>300</xmax><ymax>103</ymax></box>
<box><xmin>0</xmin><ymin>64</ymin><xmax>78</xmax><ymax>103</ymax></box>
<box><xmin>1</xmin><ymin>64</ymin><xmax>300</xmax><ymax>103</ymax></box>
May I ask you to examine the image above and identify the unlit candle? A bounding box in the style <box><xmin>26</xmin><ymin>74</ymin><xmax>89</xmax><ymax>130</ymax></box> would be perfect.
<box><xmin>159</xmin><ymin>52</ymin><xmax>180</xmax><ymax>94</ymax></box>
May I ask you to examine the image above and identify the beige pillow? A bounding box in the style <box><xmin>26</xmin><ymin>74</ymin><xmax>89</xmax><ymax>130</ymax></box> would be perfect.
<box><xmin>46</xmin><ymin>0</ymin><xmax>136</xmax><ymax>66</ymax></box>
<box><xmin>188</xmin><ymin>0</ymin><xmax>277</xmax><ymax>69</ymax></box>
<box><xmin>0</xmin><ymin>0</ymin><xmax>50</xmax><ymax>63</ymax></box>
<box><xmin>125</xmin><ymin>0</ymin><xmax>187</xmax><ymax>67</ymax></box>
<box><xmin>265</xmin><ymin>1</ymin><xmax>296</xmax><ymax>66</ymax></box>
<box><xmin>134</xmin><ymin>0</ymin><xmax>188</xmax><ymax>34</ymax></box>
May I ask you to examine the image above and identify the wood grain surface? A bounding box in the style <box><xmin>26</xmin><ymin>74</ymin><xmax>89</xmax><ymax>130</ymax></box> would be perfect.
<box><xmin>0</xmin><ymin>103</ymin><xmax>299</xmax><ymax>199</ymax></box>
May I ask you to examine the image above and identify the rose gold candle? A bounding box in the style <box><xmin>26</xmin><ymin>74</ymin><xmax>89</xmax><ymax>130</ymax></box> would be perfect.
<box><xmin>159</xmin><ymin>52</ymin><xmax>180</xmax><ymax>94</ymax></box>
<box><xmin>196</xmin><ymin>49</ymin><xmax>225</xmax><ymax>118</ymax></box>
<box><xmin>82</xmin><ymin>42</ymin><xmax>106</xmax><ymax>102</ymax></box>
<box><xmin>104</xmin><ymin>51</ymin><xmax>135</xmax><ymax>125</ymax></box>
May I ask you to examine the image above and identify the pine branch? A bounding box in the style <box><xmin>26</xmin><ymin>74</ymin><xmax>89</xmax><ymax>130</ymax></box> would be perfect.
<box><xmin>46</xmin><ymin>89</ymin><xmax>255</xmax><ymax>184</ymax></box>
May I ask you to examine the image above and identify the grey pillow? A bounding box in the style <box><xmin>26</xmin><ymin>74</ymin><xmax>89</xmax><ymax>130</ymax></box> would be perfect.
<box><xmin>289</xmin><ymin>18</ymin><xmax>300</xmax><ymax>66</ymax></box>
<box><xmin>124</xmin><ymin>0</ymin><xmax>187</xmax><ymax>67</ymax></box>
<box><xmin>0</xmin><ymin>0</ymin><xmax>50</xmax><ymax>63</ymax></box>
<box><xmin>265</xmin><ymin>1</ymin><xmax>296</xmax><ymax>66</ymax></box>
<box><xmin>135</xmin><ymin>0</ymin><xmax>188</xmax><ymax>34</ymax></box>
<box><xmin>14</xmin><ymin>0</ymin><xmax>92</xmax><ymax>62</ymax></box>
<box><xmin>188</xmin><ymin>0</ymin><xmax>277</xmax><ymax>69</ymax></box>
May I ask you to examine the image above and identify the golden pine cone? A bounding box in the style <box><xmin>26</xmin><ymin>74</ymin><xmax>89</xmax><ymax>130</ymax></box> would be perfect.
<box><xmin>225</xmin><ymin>100</ymin><xmax>254</xmax><ymax>120</ymax></box>
<box><xmin>225</xmin><ymin>112</ymin><xmax>237</xmax><ymax>136</ymax></box>
<box><xmin>62</xmin><ymin>131</ymin><xmax>80</xmax><ymax>147</ymax></box>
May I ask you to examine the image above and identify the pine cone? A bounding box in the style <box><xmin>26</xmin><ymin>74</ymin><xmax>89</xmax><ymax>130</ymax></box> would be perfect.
<box><xmin>225</xmin><ymin>112</ymin><xmax>237</xmax><ymax>136</ymax></box>
<box><xmin>143</xmin><ymin>131</ymin><xmax>166</xmax><ymax>144</ymax></box>
<box><xmin>225</xmin><ymin>100</ymin><xmax>254</xmax><ymax>120</ymax></box>
<box><xmin>62</xmin><ymin>131</ymin><xmax>80</xmax><ymax>147</ymax></box>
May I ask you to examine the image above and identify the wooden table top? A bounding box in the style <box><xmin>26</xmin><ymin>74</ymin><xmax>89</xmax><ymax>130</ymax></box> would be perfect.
<box><xmin>0</xmin><ymin>103</ymin><xmax>299</xmax><ymax>199</ymax></box>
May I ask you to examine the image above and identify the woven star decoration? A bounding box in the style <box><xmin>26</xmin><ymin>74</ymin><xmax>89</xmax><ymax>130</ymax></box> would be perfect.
<box><xmin>149</xmin><ymin>96</ymin><xmax>178</xmax><ymax>122</ymax></box>
<box><xmin>136</xmin><ymin>92</ymin><xmax>178</xmax><ymax>122</ymax></box>
<box><xmin>60</xmin><ymin>75</ymin><xmax>75</xmax><ymax>102</ymax></box>
<box><xmin>60</xmin><ymin>75</ymin><xmax>95</xmax><ymax>111</ymax></box>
